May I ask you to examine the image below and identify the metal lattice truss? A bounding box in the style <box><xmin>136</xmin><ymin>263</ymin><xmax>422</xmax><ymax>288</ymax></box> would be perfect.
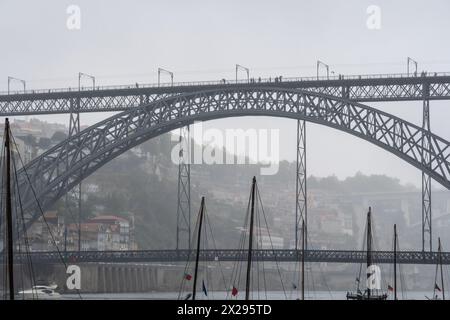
<box><xmin>13</xmin><ymin>87</ymin><xmax>450</xmax><ymax>231</ymax></box>
<box><xmin>309</xmin><ymin>80</ymin><xmax>450</xmax><ymax>101</ymax></box>
<box><xmin>8</xmin><ymin>249</ymin><xmax>450</xmax><ymax>265</ymax></box>
<box><xmin>176</xmin><ymin>125</ymin><xmax>191</xmax><ymax>249</ymax></box>
<box><xmin>0</xmin><ymin>93</ymin><xmax>177</xmax><ymax>115</ymax></box>
<box><xmin>295</xmin><ymin>119</ymin><xmax>307</xmax><ymax>250</ymax></box>
<box><xmin>422</xmin><ymin>99</ymin><xmax>432</xmax><ymax>251</ymax></box>
<box><xmin>2</xmin><ymin>75</ymin><xmax>450</xmax><ymax>115</ymax></box>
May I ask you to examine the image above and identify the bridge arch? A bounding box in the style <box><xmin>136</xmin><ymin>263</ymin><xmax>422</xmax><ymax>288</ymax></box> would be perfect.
<box><xmin>16</xmin><ymin>87</ymin><xmax>450</xmax><ymax>227</ymax></box>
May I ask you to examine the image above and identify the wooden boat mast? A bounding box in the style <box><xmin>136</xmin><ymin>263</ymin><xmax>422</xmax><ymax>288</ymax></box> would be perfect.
<box><xmin>192</xmin><ymin>197</ymin><xmax>205</xmax><ymax>300</ymax></box>
<box><xmin>245</xmin><ymin>176</ymin><xmax>257</xmax><ymax>300</ymax></box>
<box><xmin>367</xmin><ymin>207</ymin><xmax>372</xmax><ymax>299</ymax></box>
<box><xmin>394</xmin><ymin>224</ymin><xmax>397</xmax><ymax>300</ymax></box>
<box><xmin>438</xmin><ymin>237</ymin><xmax>445</xmax><ymax>300</ymax></box>
<box><xmin>4</xmin><ymin>118</ymin><xmax>15</xmax><ymax>300</ymax></box>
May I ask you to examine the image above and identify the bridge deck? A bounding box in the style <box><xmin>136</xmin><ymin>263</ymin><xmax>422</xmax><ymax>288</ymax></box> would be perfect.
<box><xmin>11</xmin><ymin>249</ymin><xmax>450</xmax><ymax>265</ymax></box>
<box><xmin>1</xmin><ymin>72</ymin><xmax>450</xmax><ymax>115</ymax></box>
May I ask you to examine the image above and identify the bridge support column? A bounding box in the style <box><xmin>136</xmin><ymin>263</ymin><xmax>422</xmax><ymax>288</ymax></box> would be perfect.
<box><xmin>66</xmin><ymin>98</ymin><xmax>82</xmax><ymax>252</ymax></box>
<box><xmin>176</xmin><ymin>125</ymin><xmax>191</xmax><ymax>249</ymax></box>
<box><xmin>422</xmin><ymin>97</ymin><xmax>432</xmax><ymax>252</ymax></box>
<box><xmin>295</xmin><ymin>120</ymin><xmax>307</xmax><ymax>250</ymax></box>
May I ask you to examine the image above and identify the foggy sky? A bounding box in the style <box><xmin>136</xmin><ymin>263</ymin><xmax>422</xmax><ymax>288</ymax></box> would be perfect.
<box><xmin>1</xmin><ymin>0</ymin><xmax>450</xmax><ymax>187</ymax></box>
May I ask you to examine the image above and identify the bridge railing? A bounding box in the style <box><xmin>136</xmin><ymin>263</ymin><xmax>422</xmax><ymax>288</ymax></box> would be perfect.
<box><xmin>2</xmin><ymin>71</ymin><xmax>450</xmax><ymax>96</ymax></box>
<box><xmin>7</xmin><ymin>249</ymin><xmax>450</xmax><ymax>264</ymax></box>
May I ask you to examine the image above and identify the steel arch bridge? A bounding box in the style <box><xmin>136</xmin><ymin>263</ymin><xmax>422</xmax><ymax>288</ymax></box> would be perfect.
<box><xmin>14</xmin><ymin>86</ymin><xmax>450</xmax><ymax>230</ymax></box>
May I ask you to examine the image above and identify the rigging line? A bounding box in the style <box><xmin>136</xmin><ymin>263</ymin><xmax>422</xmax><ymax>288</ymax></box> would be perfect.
<box><xmin>205</xmin><ymin>213</ymin><xmax>227</xmax><ymax>295</ymax></box>
<box><xmin>256</xmin><ymin>202</ymin><xmax>268</xmax><ymax>300</ymax></box>
<box><xmin>228</xmin><ymin>188</ymin><xmax>252</xmax><ymax>300</ymax></box>
<box><xmin>1</xmin><ymin>140</ymin><xmax>6</xmax><ymax>299</ymax></box>
<box><xmin>257</xmin><ymin>203</ymin><xmax>267</xmax><ymax>300</ymax></box>
<box><xmin>234</xmin><ymin>196</ymin><xmax>251</xmax><ymax>299</ymax></box>
<box><xmin>10</xmin><ymin>132</ymin><xmax>83</xmax><ymax>300</ymax></box>
<box><xmin>255</xmin><ymin>183</ymin><xmax>287</xmax><ymax>299</ymax></box>
<box><xmin>202</xmin><ymin>209</ymin><xmax>215</xmax><ymax>300</ymax></box>
<box><xmin>397</xmin><ymin>240</ymin><xmax>407</xmax><ymax>300</ymax></box>
<box><xmin>11</xmin><ymin>151</ymin><xmax>38</xmax><ymax>300</ymax></box>
<box><xmin>177</xmin><ymin>203</ymin><xmax>200</xmax><ymax>300</ymax></box>
<box><xmin>434</xmin><ymin>258</ymin><xmax>439</xmax><ymax>297</ymax></box>
<box><xmin>357</xmin><ymin>213</ymin><xmax>369</xmax><ymax>292</ymax></box>
<box><xmin>6</xmin><ymin>142</ymin><xmax>24</xmax><ymax>299</ymax></box>
<box><xmin>255</xmin><ymin>204</ymin><xmax>260</xmax><ymax>300</ymax></box>
<box><xmin>13</xmin><ymin>194</ymin><xmax>26</xmax><ymax>300</ymax></box>
<box><xmin>304</xmin><ymin>230</ymin><xmax>333</xmax><ymax>299</ymax></box>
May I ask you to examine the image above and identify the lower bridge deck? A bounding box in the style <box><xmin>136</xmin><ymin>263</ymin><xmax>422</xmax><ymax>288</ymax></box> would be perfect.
<box><xmin>10</xmin><ymin>249</ymin><xmax>450</xmax><ymax>265</ymax></box>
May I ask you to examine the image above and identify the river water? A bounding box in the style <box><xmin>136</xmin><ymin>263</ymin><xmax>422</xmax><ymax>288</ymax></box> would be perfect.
<box><xmin>61</xmin><ymin>290</ymin><xmax>436</xmax><ymax>300</ymax></box>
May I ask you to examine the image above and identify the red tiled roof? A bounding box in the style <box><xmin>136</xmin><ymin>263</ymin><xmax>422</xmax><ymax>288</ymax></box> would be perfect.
<box><xmin>89</xmin><ymin>215</ymin><xmax>128</xmax><ymax>223</ymax></box>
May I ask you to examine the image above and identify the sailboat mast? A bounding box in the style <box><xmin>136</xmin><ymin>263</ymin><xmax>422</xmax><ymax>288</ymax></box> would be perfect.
<box><xmin>192</xmin><ymin>197</ymin><xmax>205</xmax><ymax>300</ymax></box>
<box><xmin>245</xmin><ymin>176</ymin><xmax>257</xmax><ymax>301</ymax></box>
<box><xmin>367</xmin><ymin>207</ymin><xmax>372</xmax><ymax>299</ymax></box>
<box><xmin>4</xmin><ymin>118</ymin><xmax>14</xmax><ymax>300</ymax></box>
<box><xmin>301</xmin><ymin>218</ymin><xmax>305</xmax><ymax>300</ymax></box>
<box><xmin>394</xmin><ymin>224</ymin><xmax>397</xmax><ymax>300</ymax></box>
<box><xmin>438</xmin><ymin>237</ymin><xmax>445</xmax><ymax>300</ymax></box>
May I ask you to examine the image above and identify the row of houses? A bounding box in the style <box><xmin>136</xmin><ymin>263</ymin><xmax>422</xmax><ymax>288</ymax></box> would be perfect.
<box><xmin>27</xmin><ymin>212</ymin><xmax>137</xmax><ymax>252</ymax></box>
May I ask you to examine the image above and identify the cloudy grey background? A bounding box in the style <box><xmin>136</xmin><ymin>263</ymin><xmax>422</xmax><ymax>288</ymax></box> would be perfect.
<box><xmin>1</xmin><ymin>0</ymin><xmax>450</xmax><ymax>187</ymax></box>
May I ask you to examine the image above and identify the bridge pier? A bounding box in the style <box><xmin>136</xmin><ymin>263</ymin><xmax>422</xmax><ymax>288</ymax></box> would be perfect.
<box><xmin>422</xmin><ymin>95</ymin><xmax>432</xmax><ymax>252</ymax></box>
<box><xmin>295</xmin><ymin>119</ymin><xmax>307</xmax><ymax>250</ymax></box>
<box><xmin>176</xmin><ymin>125</ymin><xmax>191</xmax><ymax>250</ymax></box>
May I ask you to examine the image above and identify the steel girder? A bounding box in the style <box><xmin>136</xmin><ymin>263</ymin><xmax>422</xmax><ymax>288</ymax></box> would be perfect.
<box><xmin>13</xmin><ymin>87</ymin><xmax>450</xmax><ymax>232</ymax></box>
<box><xmin>176</xmin><ymin>126</ymin><xmax>191</xmax><ymax>250</ymax></box>
<box><xmin>2</xmin><ymin>75</ymin><xmax>450</xmax><ymax>115</ymax></box>
<box><xmin>8</xmin><ymin>249</ymin><xmax>450</xmax><ymax>264</ymax></box>
<box><xmin>295</xmin><ymin>119</ymin><xmax>307</xmax><ymax>250</ymax></box>
<box><xmin>422</xmin><ymin>98</ymin><xmax>432</xmax><ymax>251</ymax></box>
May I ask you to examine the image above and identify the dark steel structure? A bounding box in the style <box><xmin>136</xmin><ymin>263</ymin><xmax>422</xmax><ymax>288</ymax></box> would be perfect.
<box><xmin>11</xmin><ymin>86</ymin><xmax>450</xmax><ymax>234</ymax></box>
<box><xmin>9</xmin><ymin>249</ymin><xmax>450</xmax><ymax>265</ymax></box>
<box><xmin>3</xmin><ymin>72</ymin><xmax>450</xmax><ymax>252</ymax></box>
<box><xmin>2</xmin><ymin>73</ymin><xmax>450</xmax><ymax>115</ymax></box>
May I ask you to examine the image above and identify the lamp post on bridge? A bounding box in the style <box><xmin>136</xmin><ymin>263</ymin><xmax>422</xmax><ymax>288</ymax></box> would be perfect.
<box><xmin>316</xmin><ymin>60</ymin><xmax>330</xmax><ymax>80</ymax></box>
<box><xmin>7</xmin><ymin>76</ymin><xmax>26</xmax><ymax>94</ymax></box>
<box><xmin>78</xmin><ymin>72</ymin><xmax>96</xmax><ymax>91</ymax></box>
<box><xmin>235</xmin><ymin>64</ymin><xmax>250</xmax><ymax>84</ymax></box>
<box><xmin>68</xmin><ymin>72</ymin><xmax>95</xmax><ymax>253</ymax></box>
<box><xmin>158</xmin><ymin>68</ymin><xmax>174</xmax><ymax>87</ymax></box>
<box><xmin>407</xmin><ymin>57</ymin><xmax>418</xmax><ymax>76</ymax></box>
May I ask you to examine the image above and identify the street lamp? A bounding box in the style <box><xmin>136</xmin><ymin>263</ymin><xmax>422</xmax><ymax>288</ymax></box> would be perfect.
<box><xmin>158</xmin><ymin>68</ymin><xmax>174</xmax><ymax>87</ymax></box>
<box><xmin>407</xmin><ymin>57</ymin><xmax>418</xmax><ymax>76</ymax></box>
<box><xmin>78</xmin><ymin>72</ymin><xmax>96</xmax><ymax>91</ymax></box>
<box><xmin>316</xmin><ymin>60</ymin><xmax>330</xmax><ymax>80</ymax></box>
<box><xmin>236</xmin><ymin>64</ymin><xmax>250</xmax><ymax>83</ymax></box>
<box><xmin>7</xmin><ymin>76</ymin><xmax>26</xmax><ymax>94</ymax></box>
